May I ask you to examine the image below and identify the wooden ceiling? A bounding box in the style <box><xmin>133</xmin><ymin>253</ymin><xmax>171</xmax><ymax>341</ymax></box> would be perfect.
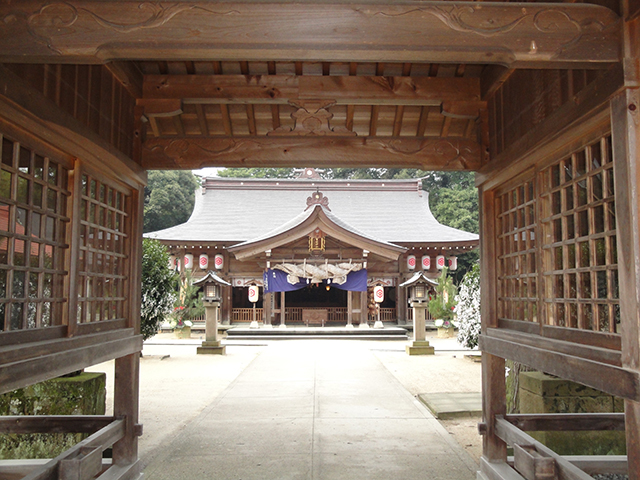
<box><xmin>0</xmin><ymin>1</ymin><xmax>622</xmax><ymax>171</ymax></box>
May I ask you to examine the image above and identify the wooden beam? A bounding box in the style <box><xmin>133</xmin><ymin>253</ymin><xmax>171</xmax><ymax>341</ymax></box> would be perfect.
<box><xmin>0</xmin><ymin>416</ymin><xmax>117</xmax><ymax>434</ymax></box>
<box><xmin>504</xmin><ymin>413</ymin><xmax>626</xmax><ymax>432</ymax></box>
<box><xmin>142</xmin><ymin>75</ymin><xmax>482</xmax><ymax>106</ymax></box>
<box><xmin>479</xmin><ymin>334</ymin><xmax>640</xmax><ymax>401</ymax></box>
<box><xmin>0</xmin><ymin>335</ymin><xmax>142</xmax><ymax>395</ymax></box>
<box><xmin>105</xmin><ymin>62</ymin><xmax>142</xmax><ymax>99</ymax></box>
<box><xmin>0</xmin><ymin>2</ymin><xmax>620</xmax><ymax>67</ymax></box>
<box><xmin>142</xmin><ymin>136</ymin><xmax>482</xmax><ymax>170</ymax></box>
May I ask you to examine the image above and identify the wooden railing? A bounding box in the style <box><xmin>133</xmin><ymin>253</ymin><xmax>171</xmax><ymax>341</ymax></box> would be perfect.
<box><xmin>368</xmin><ymin>308</ymin><xmax>397</xmax><ymax>322</ymax></box>
<box><xmin>232</xmin><ymin>308</ymin><xmax>264</xmax><ymax>322</ymax></box>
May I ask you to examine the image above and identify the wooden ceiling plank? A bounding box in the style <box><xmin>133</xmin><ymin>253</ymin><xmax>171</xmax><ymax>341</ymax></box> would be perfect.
<box><xmin>349</xmin><ymin>63</ymin><xmax>358</xmax><ymax>76</ymax></box>
<box><xmin>105</xmin><ymin>61</ymin><xmax>143</xmax><ymax>99</ymax></box>
<box><xmin>369</xmin><ymin>106</ymin><xmax>380</xmax><ymax>136</ymax></box>
<box><xmin>0</xmin><ymin>2</ymin><xmax>620</xmax><ymax>67</ymax></box>
<box><xmin>481</xmin><ymin>65</ymin><xmax>516</xmax><ymax>100</ymax></box>
<box><xmin>220</xmin><ymin>104</ymin><xmax>233</xmax><ymax>135</ymax></box>
<box><xmin>346</xmin><ymin>105</ymin><xmax>355</xmax><ymax>132</ymax></box>
<box><xmin>172</xmin><ymin>115</ymin><xmax>185</xmax><ymax>136</ymax></box>
<box><xmin>416</xmin><ymin>106</ymin><xmax>429</xmax><ymax>137</ymax></box>
<box><xmin>393</xmin><ymin>106</ymin><xmax>405</xmax><ymax>136</ymax></box>
<box><xmin>195</xmin><ymin>104</ymin><xmax>209</xmax><ymax>136</ymax></box>
<box><xmin>246</xmin><ymin>104</ymin><xmax>257</xmax><ymax>135</ymax></box>
<box><xmin>142</xmin><ymin>136</ymin><xmax>482</xmax><ymax>171</ymax></box>
<box><xmin>440</xmin><ymin>116</ymin><xmax>452</xmax><ymax>137</ymax></box>
<box><xmin>271</xmin><ymin>105</ymin><xmax>281</xmax><ymax>130</ymax></box>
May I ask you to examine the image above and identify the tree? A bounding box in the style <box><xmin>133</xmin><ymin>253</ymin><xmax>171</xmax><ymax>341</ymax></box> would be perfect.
<box><xmin>143</xmin><ymin>171</ymin><xmax>200</xmax><ymax>233</ymax></box>
<box><xmin>454</xmin><ymin>263</ymin><xmax>481</xmax><ymax>349</ymax></box>
<box><xmin>141</xmin><ymin>239</ymin><xmax>177</xmax><ymax>340</ymax></box>
<box><xmin>217</xmin><ymin>168</ymin><xmax>297</xmax><ymax>178</ymax></box>
<box><xmin>170</xmin><ymin>270</ymin><xmax>205</xmax><ymax>329</ymax></box>
<box><xmin>427</xmin><ymin>268</ymin><xmax>458</xmax><ymax>324</ymax></box>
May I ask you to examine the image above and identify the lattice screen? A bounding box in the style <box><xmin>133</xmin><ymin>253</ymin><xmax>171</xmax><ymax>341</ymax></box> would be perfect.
<box><xmin>540</xmin><ymin>136</ymin><xmax>619</xmax><ymax>333</ymax></box>
<box><xmin>77</xmin><ymin>173</ymin><xmax>130</xmax><ymax>324</ymax></box>
<box><xmin>496</xmin><ymin>180</ymin><xmax>538</xmax><ymax>323</ymax></box>
<box><xmin>496</xmin><ymin>134</ymin><xmax>620</xmax><ymax>334</ymax></box>
<box><xmin>0</xmin><ymin>135</ymin><xmax>69</xmax><ymax>330</ymax></box>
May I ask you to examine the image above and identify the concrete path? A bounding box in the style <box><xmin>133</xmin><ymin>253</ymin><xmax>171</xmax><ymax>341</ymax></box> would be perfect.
<box><xmin>142</xmin><ymin>340</ymin><xmax>478</xmax><ymax>480</ymax></box>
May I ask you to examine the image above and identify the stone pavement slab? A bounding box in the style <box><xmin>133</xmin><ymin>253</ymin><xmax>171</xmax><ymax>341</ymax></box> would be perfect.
<box><xmin>418</xmin><ymin>392</ymin><xmax>483</xmax><ymax>419</ymax></box>
<box><xmin>142</xmin><ymin>340</ymin><xmax>477</xmax><ymax>480</ymax></box>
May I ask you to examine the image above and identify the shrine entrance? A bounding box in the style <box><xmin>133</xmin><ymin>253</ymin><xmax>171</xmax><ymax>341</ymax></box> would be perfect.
<box><xmin>0</xmin><ymin>2</ymin><xmax>639</xmax><ymax>480</ymax></box>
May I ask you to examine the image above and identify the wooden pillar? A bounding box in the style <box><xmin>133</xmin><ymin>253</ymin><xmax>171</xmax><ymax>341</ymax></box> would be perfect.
<box><xmin>398</xmin><ymin>285</ymin><xmax>407</xmax><ymax>325</ymax></box>
<box><xmin>280</xmin><ymin>291</ymin><xmax>286</xmax><ymax>326</ymax></box>
<box><xmin>264</xmin><ymin>292</ymin><xmax>272</xmax><ymax>326</ymax></box>
<box><xmin>113</xmin><ymin>185</ymin><xmax>143</xmax><ymax>469</ymax></box>
<box><xmin>221</xmin><ymin>284</ymin><xmax>232</xmax><ymax>324</ymax></box>
<box><xmin>359</xmin><ymin>290</ymin><xmax>368</xmax><ymax>327</ymax></box>
<box><xmin>611</xmin><ymin>87</ymin><xmax>640</xmax><ymax>480</ymax></box>
<box><xmin>347</xmin><ymin>290</ymin><xmax>353</xmax><ymax>326</ymax></box>
<box><xmin>478</xmin><ymin>186</ymin><xmax>507</xmax><ymax>464</ymax></box>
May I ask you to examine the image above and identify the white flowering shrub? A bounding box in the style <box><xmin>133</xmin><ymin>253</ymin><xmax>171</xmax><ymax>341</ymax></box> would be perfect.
<box><xmin>454</xmin><ymin>263</ymin><xmax>481</xmax><ymax>349</ymax></box>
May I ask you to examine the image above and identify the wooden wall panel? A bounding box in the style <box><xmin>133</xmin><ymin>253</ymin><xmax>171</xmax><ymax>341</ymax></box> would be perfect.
<box><xmin>3</xmin><ymin>64</ymin><xmax>136</xmax><ymax>162</ymax></box>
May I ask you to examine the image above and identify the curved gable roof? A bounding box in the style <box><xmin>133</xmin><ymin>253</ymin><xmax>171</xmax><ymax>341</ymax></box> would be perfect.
<box><xmin>145</xmin><ymin>177</ymin><xmax>479</xmax><ymax>246</ymax></box>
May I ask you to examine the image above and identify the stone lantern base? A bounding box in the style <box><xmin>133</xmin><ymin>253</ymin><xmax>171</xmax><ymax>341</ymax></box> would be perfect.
<box><xmin>406</xmin><ymin>340</ymin><xmax>435</xmax><ymax>355</ymax></box>
<box><xmin>197</xmin><ymin>340</ymin><xmax>226</xmax><ymax>355</ymax></box>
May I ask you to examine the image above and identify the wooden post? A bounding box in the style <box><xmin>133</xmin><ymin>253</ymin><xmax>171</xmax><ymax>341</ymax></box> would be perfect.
<box><xmin>347</xmin><ymin>290</ymin><xmax>353</xmax><ymax>327</ymax></box>
<box><xmin>479</xmin><ymin>186</ymin><xmax>508</xmax><ymax>463</ymax></box>
<box><xmin>263</xmin><ymin>292</ymin><xmax>272</xmax><ymax>327</ymax></box>
<box><xmin>611</xmin><ymin>88</ymin><xmax>640</xmax><ymax>480</ymax></box>
<box><xmin>359</xmin><ymin>290</ymin><xmax>368</xmax><ymax>328</ymax></box>
<box><xmin>280</xmin><ymin>291</ymin><xmax>286</xmax><ymax>327</ymax></box>
<box><xmin>65</xmin><ymin>160</ymin><xmax>83</xmax><ymax>336</ymax></box>
<box><xmin>112</xmin><ymin>185</ymin><xmax>143</xmax><ymax>470</ymax></box>
<box><xmin>221</xmin><ymin>284</ymin><xmax>232</xmax><ymax>325</ymax></box>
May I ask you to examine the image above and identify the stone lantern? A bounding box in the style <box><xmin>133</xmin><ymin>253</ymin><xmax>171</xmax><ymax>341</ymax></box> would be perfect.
<box><xmin>194</xmin><ymin>271</ymin><xmax>231</xmax><ymax>355</ymax></box>
<box><xmin>399</xmin><ymin>272</ymin><xmax>437</xmax><ymax>355</ymax></box>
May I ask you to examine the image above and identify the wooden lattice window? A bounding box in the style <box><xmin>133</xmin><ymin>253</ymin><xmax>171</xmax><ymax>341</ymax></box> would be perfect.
<box><xmin>77</xmin><ymin>173</ymin><xmax>130</xmax><ymax>324</ymax></box>
<box><xmin>540</xmin><ymin>136</ymin><xmax>619</xmax><ymax>332</ymax></box>
<box><xmin>0</xmin><ymin>135</ymin><xmax>69</xmax><ymax>330</ymax></box>
<box><xmin>496</xmin><ymin>180</ymin><xmax>538</xmax><ymax>323</ymax></box>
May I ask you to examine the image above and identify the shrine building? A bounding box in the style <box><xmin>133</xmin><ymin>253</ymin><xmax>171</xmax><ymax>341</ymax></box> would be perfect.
<box><xmin>145</xmin><ymin>169</ymin><xmax>479</xmax><ymax>327</ymax></box>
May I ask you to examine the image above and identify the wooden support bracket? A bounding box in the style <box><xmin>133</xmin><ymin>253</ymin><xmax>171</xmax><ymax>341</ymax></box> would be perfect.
<box><xmin>513</xmin><ymin>444</ymin><xmax>558</xmax><ymax>480</ymax></box>
<box><xmin>59</xmin><ymin>446</ymin><xmax>102</xmax><ymax>480</ymax></box>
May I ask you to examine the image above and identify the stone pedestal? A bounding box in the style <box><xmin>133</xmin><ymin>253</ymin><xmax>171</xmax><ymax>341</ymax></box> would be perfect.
<box><xmin>198</xmin><ymin>301</ymin><xmax>225</xmax><ymax>355</ymax></box>
<box><xmin>197</xmin><ymin>340</ymin><xmax>226</xmax><ymax>355</ymax></box>
<box><xmin>519</xmin><ymin>371</ymin><xmax>626</xmax><ymax>455</ymax></box>
<box><xmin>406</xmin><ymin>302</ymin><xmax>434</xmax><ymax>355</ymax></box>
<box><xmin>406</xmin><ymin>340</ymin><xmax>435</xmax><ymax>355</ymax></box>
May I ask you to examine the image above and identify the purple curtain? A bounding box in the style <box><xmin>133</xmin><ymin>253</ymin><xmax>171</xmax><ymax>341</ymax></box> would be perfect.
<box><xmin>263</xmin><ymin>268</ymin><xmax>368</xmax><ymax>293</ymax></box>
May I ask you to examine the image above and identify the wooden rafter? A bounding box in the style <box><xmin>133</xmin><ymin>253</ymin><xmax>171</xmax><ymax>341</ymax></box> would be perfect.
<box><xmin>0</xmin><ymin>2</ymin><xmax>620</xmax><ymax>67</ymax></box>
<box><xmin>141</xmin><ymin>136</ymin><xmax>482</xmax><ymax>170</ymax></box>
<box><xmin>141</xmin><ymin>75</ymin><xmax>482</xmax><ymax>105</ymax></box>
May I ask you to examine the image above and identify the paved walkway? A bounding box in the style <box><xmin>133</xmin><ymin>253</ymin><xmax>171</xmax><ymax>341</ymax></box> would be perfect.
<box><xmin>142</xmin><ymin>340</ymin><xmax>478</xmax><ymax>480</ymax></box>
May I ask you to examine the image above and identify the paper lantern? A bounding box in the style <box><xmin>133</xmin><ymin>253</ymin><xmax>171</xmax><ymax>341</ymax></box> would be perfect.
<box><xmin>214</xmin><ymin>254</ymin><xmax>224</xmax><ymax>270</ymax></box>
<box><xmin>421</xmin><ymin>255</ymin><xmax>431</xmax><ymax>270</ymax></box>
<box><xmin>407</xmin><ymin>255</ymin><xmax>416</xmax><ymax>270</ymax></box>
<box><xmin>199</xmin><ymin>254</ymin><xmax>209</xmax><ymax>270</ymax></box>
<box><xmin>448</xmin><ymin>256</ymin><xmax>458</xmax><ymax>271</ymax></box>
<box><xmin>373</xmin><ymin>285</ymin><xmax>384</xmax><ymax>303</ymax></box>
<box><xmin>248</xmin><ymin>285</ymin><xmax>259</xmax><ymax>303</ymax></box>
<box><xmin>436</xmin><ymin>255</ymin><xmax>446</xmax><ymax>270</ymax></box>
<box><xmin>184</xmin><ymin>253</ymin><xmax>193</xmax><ymax>270</ymax></box>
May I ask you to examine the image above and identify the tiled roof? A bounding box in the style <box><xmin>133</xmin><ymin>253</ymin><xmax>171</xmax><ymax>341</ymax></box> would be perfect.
<box><xmin>145</xmin><ymin>177</ymin><xmax>479</xmax><ymax>245</ymax></box>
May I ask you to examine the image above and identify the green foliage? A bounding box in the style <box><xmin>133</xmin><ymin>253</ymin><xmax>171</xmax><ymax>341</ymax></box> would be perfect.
<box><xmin>428</xmin><ymin>268</ymin><xmax>458</xmax><ymax>321</ymax></box>
<box><xmin>217</xmin><ymin>168</ymin><xmax>297</xmax><ymax>178</ymax></box>
<box><xmin>143</xmin><ymin>170</ymin><xmax>200</xmax><ymax>233</ymax></box>
<box><xmin>141</xmin><ymin>239</ymin><xmax>177</xmax><ymax>340</ymax></box>
<box><xmin>171</xmin><ymin>270</ymin><xmax>205</xmax><ymax>329</ymax></box>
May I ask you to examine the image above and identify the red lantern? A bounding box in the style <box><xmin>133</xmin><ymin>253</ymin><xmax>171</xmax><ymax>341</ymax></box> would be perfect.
<box><xmin>373</xmin><ymin>285</ymin><xmax>384</xmax><ymax>303</ymax></box>
<box><xmin>407</xmin><ymin>255</ymin><xmax>416</xmax><ymax>270</ymax></box>
<box><xmin>436</xmin><ymin>255</ymin><xmax>446</xmax><ymax>270</ymax></box>
<box><xmin>448</xmin><ymin>256</ymin><xmax>458</xmax><ymax>271</ymax></box>
<box><xmin>214</xmin><ymin>254</ymin><xmax>224</xmax><ymax>270</ymax></box>
<box><xmin>248</xmin><ymin>285</ymin><xmax>259</xmax><ymax>303</ymax></box>
<box><xmin>184</xmin><ymin>254</ymin><xmax>193</xmax><ymax>270</ymax></box>
<box><xmin>199</xmin><ymin>254</ymin><xmax>209</xmax><ymax>270</ymax></box>
<box><xmin>421</xmin><ymin>255</ymin><xmax>431</xmax><ymax>270</ymax></box>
